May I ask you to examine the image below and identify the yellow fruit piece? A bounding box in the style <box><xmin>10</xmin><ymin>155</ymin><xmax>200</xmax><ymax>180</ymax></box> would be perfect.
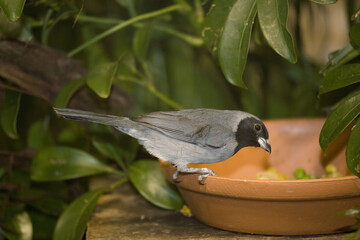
<box><xmin>180</xmin><ymin>205</ymin><xmax>192</xmax><ymax>217</ymax></box>
<box><xmin>325</xmin><ymin>164</ymin><xmax>337</xmax><ymax>174</ymax></box>
<box><xmin>322</xmin><ymin>164</ymin><xmax>342</xmax><ymax>178</ymax></box>
<box><xmin>255</xmin><ymin>168</ymin><xmax>288</xmax><ymax>180</ymax></box>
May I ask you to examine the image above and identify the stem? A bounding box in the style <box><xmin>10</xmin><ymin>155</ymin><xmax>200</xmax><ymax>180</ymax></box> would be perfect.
<box><xmin>116</xmin><ymin>76</ymin><xmax>184</xmax><ymax>110</ymax></box>
<box><xmin>124</xmin><ymin>0</ymin><xmax>137</xmax><ymax>17</ymax></box>
<box><xmin>76</xmin><ymin>15</ymin><xmax>120</xmax><ymax>25</ymax></box>
<box><xmin>154</xmin><ymin>25</ymin><xmax>203</xmax><ymax>46</ymax></box>
<box><xmin>109</xmin><ymin>177</ymin><xmax>128</xmax><ymax>190</ymax></box>
<box><xmin>107</xmin><ymin>168</ymin><xmax>124</xmax><ymax>176</ymax></box>
<box><xmin>41</xmin><ymin>9</ymin><xmax>53</xmax><ymax>45</ymax></box>
<box><xmin>147</xmin><ymin>83</ymin><xmax>184</xmax><ymax>110</ymax></box>
<box><xmin>68</xmin><ymin>4</ymin><xmax>186</xmax><ymax>57</ymax></box>
<box><xmin>140</xmin><ymin>61</ymin><xmax>183</xmax><ymax>109</ymax></box>
<box><xmin>194</xmin><ymin>0</ymin><xmax>204</xmax><ymax>23</ymax></box>
<box><xmin>77</xmin><ymin>14</ymin><xmax>203</xmax><ymax>46</ymax></box>
<box><xmin>118</xmin><ymin>76</ymin><xmax>146</xmax><ymax>85</ymax></box>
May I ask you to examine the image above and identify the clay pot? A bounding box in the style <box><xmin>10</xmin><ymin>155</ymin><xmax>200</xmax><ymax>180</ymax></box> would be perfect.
<box><xmin>160</xmin><ymin>118</ymin><xmax>360</xmax><ymax>235</ymax></box>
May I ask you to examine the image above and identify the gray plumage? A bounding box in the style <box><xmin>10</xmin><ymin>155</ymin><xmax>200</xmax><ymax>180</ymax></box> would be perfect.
<box><xmin>54</xmin><ymin>108</ymin><xmax>271</xmax><ymax>184</ymax></box>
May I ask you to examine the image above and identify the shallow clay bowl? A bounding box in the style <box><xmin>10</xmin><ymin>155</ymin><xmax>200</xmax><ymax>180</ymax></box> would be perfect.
<box><xmin>160</xmin><ymin>119</ymin><xmax>360</xmax><ymax>235</ymax></box>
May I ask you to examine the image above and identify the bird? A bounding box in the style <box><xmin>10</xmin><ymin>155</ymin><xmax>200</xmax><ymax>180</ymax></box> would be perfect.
<box><xmin>54</xmin><ymin>108</ymin><xmax>271</xmax><ymax>184</ymax></box>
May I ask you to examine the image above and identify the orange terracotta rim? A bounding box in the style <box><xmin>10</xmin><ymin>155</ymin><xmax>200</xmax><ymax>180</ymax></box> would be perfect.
<box><xmin>169</xmin><ymin>169</ymin><xmax>360</xmax><ymax>201</ymax></box>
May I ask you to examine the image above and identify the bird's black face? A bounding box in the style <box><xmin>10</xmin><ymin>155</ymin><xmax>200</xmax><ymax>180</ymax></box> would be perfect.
<box><xmin>234</xmin><ymin>117</ymin><xmax>271</xmax><ymax>154</ymax></box>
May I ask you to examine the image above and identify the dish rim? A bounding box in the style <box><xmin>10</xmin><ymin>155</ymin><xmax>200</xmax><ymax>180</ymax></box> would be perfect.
<box><xmin>169</xmin><ymin>170</ymin><xmax>360</xmax><ymax>201</ymax></box>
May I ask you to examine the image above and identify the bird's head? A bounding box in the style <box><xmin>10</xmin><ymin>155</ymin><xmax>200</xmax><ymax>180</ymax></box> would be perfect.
<box><xmin>235</xmin><ymin>117</ymin><xmax>271</xmax><ymax>154</ymax></box>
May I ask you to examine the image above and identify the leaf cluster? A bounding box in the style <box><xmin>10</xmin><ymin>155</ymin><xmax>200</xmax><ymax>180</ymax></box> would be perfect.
<box><xmin>340</xmin><ymin>206</ymin><xmax>360</xmax><ymax>240</ymax></box>
<box><xmin>0</xmin><ymin>91</ymin><xmax>183</xmax><ymax>240</ymax></box>
<box><xmin>318</xmin><ymin>21</ymin><xmax>360</xmax><ymax>179</ymax></box>
<box><xmin>202</xmin><ymin>0</ymin><xmax>336</xmax><ymax>88</ymax></box>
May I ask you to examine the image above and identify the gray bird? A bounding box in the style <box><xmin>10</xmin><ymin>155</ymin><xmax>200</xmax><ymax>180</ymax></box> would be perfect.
<box><xmin>54</xmin><ymin>108</ymin><xmax>271</xmax><ymax>184</ymax></box>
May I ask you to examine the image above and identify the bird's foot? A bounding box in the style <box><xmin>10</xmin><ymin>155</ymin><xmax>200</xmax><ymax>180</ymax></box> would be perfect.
<box><xmin>174</xmin><ymin>166</ymin><xmax>217</xmax><ymax>185</ymax></box>
<box><xmin>198</xmin><ymin>169</ymin><xmax>217</xmax><ymax>185</ymax></box>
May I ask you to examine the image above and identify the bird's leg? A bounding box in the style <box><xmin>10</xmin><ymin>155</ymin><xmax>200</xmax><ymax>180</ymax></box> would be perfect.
<box><xmin>173</xmin><ymin>165</ymin><xmax>217</xmax><ymax>184</ymax></box>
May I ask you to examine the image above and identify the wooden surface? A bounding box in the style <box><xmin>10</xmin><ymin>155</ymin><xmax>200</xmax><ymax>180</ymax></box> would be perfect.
<box><xmin>86</xmin><ymin>183</ymin><xmax>350</xmax><ymax>240</ymax></box>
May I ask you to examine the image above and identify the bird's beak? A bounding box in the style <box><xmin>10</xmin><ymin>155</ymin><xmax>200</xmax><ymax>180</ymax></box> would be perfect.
<box><xmin>258</xmin><ymin>137</ymin><xmax>271</xmax><ymax>154</ymax></box>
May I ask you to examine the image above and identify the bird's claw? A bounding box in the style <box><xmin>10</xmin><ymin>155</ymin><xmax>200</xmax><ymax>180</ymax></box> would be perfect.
<box><xmin>172</xmin><ymin>170</ymin><xmax>181</xmax><ymax>183</ymax></box>
<box><xmin>198</xmin><ymin>170</ymin><xmax>217</xmax><ymax>185</ymax></box>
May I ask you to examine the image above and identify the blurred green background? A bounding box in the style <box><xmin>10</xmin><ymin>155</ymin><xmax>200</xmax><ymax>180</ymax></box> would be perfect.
<box><xmin>1</xmin><ymin>0</ymin><xmax>348</xmax><ymax>118</ymax></box>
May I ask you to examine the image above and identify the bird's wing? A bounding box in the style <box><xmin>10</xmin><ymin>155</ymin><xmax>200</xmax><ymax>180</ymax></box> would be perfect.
<box><xmin>133</xmin><ymin>109</ymin><xmax>234</xmax><ymax>148</ymax></box>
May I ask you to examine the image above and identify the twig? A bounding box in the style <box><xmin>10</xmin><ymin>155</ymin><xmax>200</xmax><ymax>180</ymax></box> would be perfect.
<box><xmin>72</xmin><ymin>0</ymin><xmax>84</xmax><ymax>28</ymax></box>
<box><xmin>0</xmin><ymin>80</ymin><xmax>31</xmax><ymax>96</ymax></box>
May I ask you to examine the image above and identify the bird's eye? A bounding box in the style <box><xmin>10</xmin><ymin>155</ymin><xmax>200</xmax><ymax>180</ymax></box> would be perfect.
<box><xmin>254</xmin><ymin>124</ymin><xmax>261</xmax><ymax>131</ymax></box>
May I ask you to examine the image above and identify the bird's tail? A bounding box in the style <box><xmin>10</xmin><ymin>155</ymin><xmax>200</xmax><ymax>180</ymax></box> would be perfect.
<box><xmin>53</xmin><ymin>108</ymin><xmax>129</xmax><ymax>127</ymax></box>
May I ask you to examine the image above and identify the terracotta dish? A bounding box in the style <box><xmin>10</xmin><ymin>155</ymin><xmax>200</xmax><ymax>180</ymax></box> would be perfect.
<box><xmin>160</xmin><ymin>119</ymin><xmax>360</xmax><ymax>235</ymax></box>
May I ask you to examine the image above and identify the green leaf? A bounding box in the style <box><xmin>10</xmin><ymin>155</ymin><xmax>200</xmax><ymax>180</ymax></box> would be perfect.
<box><xmin>86</xmin><ymin>62</ymin><xmax>120</xmax><ymax>98</ymax></box>
<box><xmin>53</xmin><ymin>187</ymin><xmax>107</xmax><ymax>240</ymax></box>
<box><xmin>320</xmin><ymin>91</ymin><xmax>360</xmax><ymax>151</ymax></box>
<box><xmin>54</xmin><ymin>77</ymin><xmax>86</xmax><ymax>108</ymax></box>
<box><xmin>92</xmin><ymin>139</ymin><xmax>135</xmax><ymax>169</ymax></box>
<box><xmin>343</xmin><ymin>231</ymin><xmax>360</xmax><ymax>240</ymax></box>
<box><xmin>31</xmin><ymin>146</ymin><xmax>117</xmax><ymax>181</ymax></box>
<box><xmin>309</xmin><ymin>0</ymin><xmax>337</xmax><ymax>4</ymax></box>
<box><xmin>202</xmin><ymin>0</ymin><xmax>257</xmax><ymax>88</ymax></box>
<box><xmin>346</xmin><ymin>118</ymin><xmax>360</xmax><ymax>177</ymax></box>
<box><xmin>12</xmin><ymin>169</ymin><xmax>30</xmax><ymax>189</ymax></box>
<box><xmin>219</xmin><ymin>0</ymin><xmax>257</xmax><ymax>88</ymax></box>
<box><xmin>28</xmin><ymin>210</ymin><xmax>57</xmax><ymax>240</ymax></box>
<box><xmin>321</xmin><ymin>43</ymin><xmax>360</xmax><ymax>73</ymax></box>
<box><xmin>27</xmin><ymin>118</ymin><xmax>53</xmax><ymax>151</ymax></box>
<box><xmin>116</xmin><ymin>0</ymin><xmax>137</xmax><ymax>17</ymax></box>
<box><xmin>56</xmin><ymin>122</ymin><xmax>86</xmax><ymax>146</ymax></box>
<box><xmin>0</xmin><ymin>8</ymin><xmax>22</xmax><ymax>38</ymax></box>
<box><xmin>29</xmin><ymin>196</ymin><xmax>67</xmax><ymax>216</ymax></box>
<box><xmin>340</xmin><ymin>207</ymin><xmax>360</xmax><ymax>218</ymax></box>
<box><xmin>1</xmin><ymin>210</ymin><xmax>32</xmax><ymax>240</ymax></box>
<box><xmin>319</xmin><ymin>64</ymin><xmax>360</xmax><ymax>94</ymax></box>
<box><xmin>132</xmin><ymin>21</ymin><xmax>153</xmax><ymax>61</ymax></box>
<box><xmin>81</xmin><ymin>26</ymin><xmax>110</xmax><ymax>68</ymax></box>
<box><xmin>114</xmin><ymin>52</ymin><xmax>138</xmax><ymax>81</ymax></box>
<box><xmin>350</xmin><ymin>23</ymin><xmax>360</xmax><ymax>48</ymax></box>
<box><xmin>87</xmin><ymin>122</ymin><xmax>114</xmax><ymax>137</ymax></box>
<box><xmin>128</xmin><ymin>160</ymin><xmax>183</xmax><ymax>210</ymax></box>
<box><xmin>0</xmin><ymin>90</ymin><xmax>21</xmax><ymax>139</ymax></box>
<box><xmin>0</xmin><ymin>0</ymin><xmax>25</xmax><ymax>21</ymax></box>
<box><xmin>202</xmin><ymin>0</ymin><xmax>236</xmax><ymax>53</ymax></box>
<box><xmin>15</xmin><ymin>187</ymin><xmax>67</xmax><ymax>216</ymax></box>
<box><xmin>257</xmin><ymin>0</ymin><xmax>297</xmax><ymax>63</ymax></box>
<box><xmin>92</xmin><ymin>140</ymin><xmax>123</xmax><ymax>162</ymax></box>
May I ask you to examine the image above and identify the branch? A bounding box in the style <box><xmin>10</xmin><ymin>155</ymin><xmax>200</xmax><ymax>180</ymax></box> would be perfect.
<box><xmin>0</xmin><ymin>37</ymin><xmax>132</xmax><ymax>113</ymax></box>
